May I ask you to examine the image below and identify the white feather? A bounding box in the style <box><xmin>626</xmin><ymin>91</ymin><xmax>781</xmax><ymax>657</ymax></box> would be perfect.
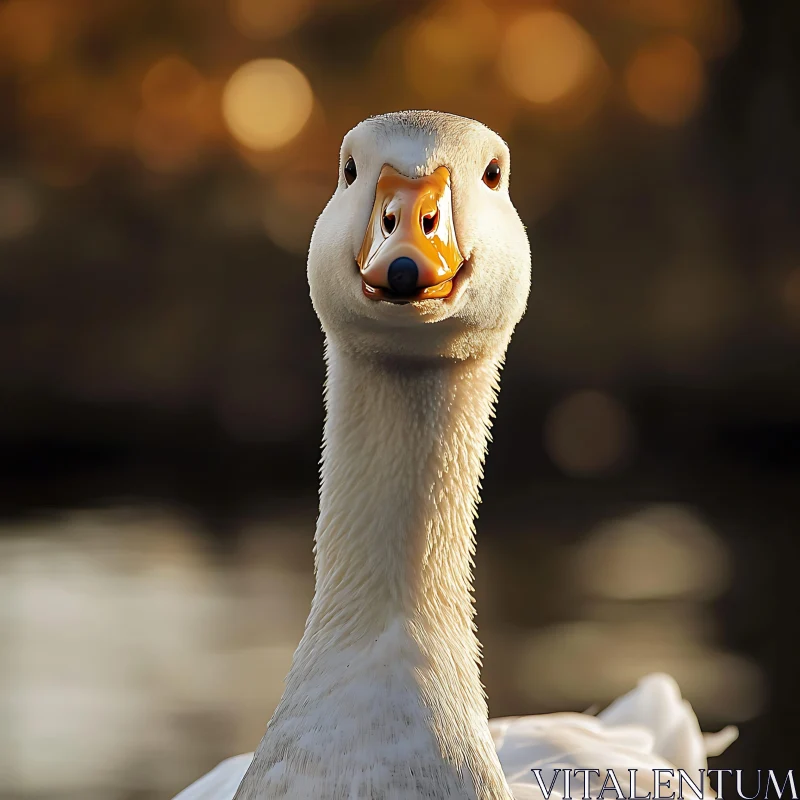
<box><xmin>176</xmin><ymin>675</ymin><xmax>736</xmax><ymax>800</ymax></box>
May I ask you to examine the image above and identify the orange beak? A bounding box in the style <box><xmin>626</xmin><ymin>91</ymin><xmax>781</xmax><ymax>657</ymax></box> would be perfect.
<box><xmin>357</xmin><ymin>165</ymin><xmax>464</xmax><ymax>301</ymax></box>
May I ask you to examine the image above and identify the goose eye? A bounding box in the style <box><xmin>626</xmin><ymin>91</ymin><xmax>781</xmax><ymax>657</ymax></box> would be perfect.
<box><xmin>482</xmin><ymin>159</ymin><xmax>501</xmax><ymax>189</ymax></box>
<box><xmin>344</xmin><ymin>156</ymin><xmax>357</xmax><ymax>185</ymax></box>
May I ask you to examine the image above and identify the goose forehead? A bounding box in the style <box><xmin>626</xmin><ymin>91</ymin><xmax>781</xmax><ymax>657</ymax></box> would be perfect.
<box><xmin>343</xmin><ymin>115</ymin><xmax>507</xmax><ymax>177</ymax></box>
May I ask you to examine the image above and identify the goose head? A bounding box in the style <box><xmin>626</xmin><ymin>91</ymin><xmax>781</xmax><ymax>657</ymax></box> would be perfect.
<box><xmin>308</xmin><ymin>111</ymin><xmax>531</xmax><ymax>361</ymax></box>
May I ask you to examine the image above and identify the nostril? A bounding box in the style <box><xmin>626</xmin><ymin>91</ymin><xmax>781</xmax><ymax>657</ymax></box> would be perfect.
<box><xmin>422</xmin><ymin>210</ymin><xmax>438</xmax><ymax>236</ymax></box>
<box><xmin>382</xmin><ymin>212</ymin><xmax>396</xmax><ymax>235</ymax></box>
<box><xmin>387</xmin><ymin>257</ymin><xmax>418</xmax><ymax>296</ymax></box>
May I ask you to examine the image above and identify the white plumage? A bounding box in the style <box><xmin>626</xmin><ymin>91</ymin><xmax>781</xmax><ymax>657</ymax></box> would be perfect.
<box><xmin>174</xmin><ymin>112</ymin><xmax>736</xmax><ymax>800</ymax></box>
<box><xmin>177</xmin><ymin>675</ymin><xmax>737</xmax><ymax>800</ymax></box>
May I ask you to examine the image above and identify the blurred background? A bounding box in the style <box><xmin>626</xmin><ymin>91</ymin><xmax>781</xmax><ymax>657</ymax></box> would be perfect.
<box><xmin>0</xmin><ymin>0</ymin><xmax>797</xmax><ymax>797</ymax></box>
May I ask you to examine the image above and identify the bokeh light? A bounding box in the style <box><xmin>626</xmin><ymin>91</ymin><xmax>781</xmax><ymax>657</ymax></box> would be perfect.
<box><xmin>498</xmin><ymin>10</ymin><xmax>603</xmax><ymax>108</ymax></box>
<box><xmin>141</xmin><ymin>56</ymin><xmax>205</xmax><ymax>114</ymax></box>
<box><xmin>133</xmin><ymin>111</ymin><xmax>204</xmax><ymax>174</ymax></box>
<box><xmin>575</xmin><ymin>505</ymin><xmax>731</xmax><ymax>601</ymax></box>
<box><xmin>0</xmin><ymin>510</ymin><xmax>311</xmax><ymax>794</ymax></box>
<box><xmin>543</xmin><ymin>390</ymin><xmax>634</xmax><ymax>476</ymax></box>
<box><xmin>0</xmin><ymin>0</ymin><xmax>58</xmax><ymax>67</ymax></box>
<box><xmin>402</xmin><ymin>0</ymin><xmax>499</xmax><ymax>103</ymax></box>
<box><xmin>0</xmin><ymin>178</ymin><xmax>39</xmax><ymax>240</ymax></box>
<box><xmin>134</xmin><ymin>56</ymin><xmax>215</xmax><ymax>173</ymax></box>
<box><xmin>624</xmin><ymin>35</ymin><xmax>705</xmax><ymax>126</ymax></box>
<box><xmin>516</xmin><ymin>617</ymin><xmax>763</xmax><ymax>721</ymax></box>
<box><xmin>507</xmin><ymin>504</ymin><xmax>762</xmax><ymax>722</ymax></box>
<box><xmin>222</xmin><ymin>59</ymin><xmax>314</xmax><ymax>151</ymax></box>
<box><xmin>229</xmin><ymin>0</ymin><xmax>313</xmax><ymax>40</ymax></box>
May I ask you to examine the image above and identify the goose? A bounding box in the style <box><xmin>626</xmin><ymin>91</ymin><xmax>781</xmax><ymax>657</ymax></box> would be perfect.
<box><xmin>174</xmin><ymin>111</ymin><xmax>737</xmax><ymax>800</ymax></box>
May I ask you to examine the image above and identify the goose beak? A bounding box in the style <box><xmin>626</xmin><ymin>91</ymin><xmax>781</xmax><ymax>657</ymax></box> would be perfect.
<box><xmin>357</xmin><ymin>165</ymin><xmax>464</xmax><ymax>302</ymax></box>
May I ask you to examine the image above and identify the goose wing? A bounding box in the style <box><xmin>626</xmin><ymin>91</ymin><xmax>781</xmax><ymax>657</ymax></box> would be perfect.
<box><xmin>491</xmin><ymin>674</ymin><xmax>737</xmax><ymax>800</ymax></box>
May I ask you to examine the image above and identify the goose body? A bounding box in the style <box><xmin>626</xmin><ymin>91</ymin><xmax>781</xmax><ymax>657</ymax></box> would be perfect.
<box><xmin>174</xmin><ymin>112</ymin><xmax>735</xmax><ymax>800</ymax></box>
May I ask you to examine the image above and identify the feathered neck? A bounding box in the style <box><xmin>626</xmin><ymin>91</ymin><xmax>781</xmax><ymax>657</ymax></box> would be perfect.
<box><xmin>237</xmin><ymin>341</ymin><xmax>513</xmax><ymax>800</ymax></box>
<box><xmin>312</xmin><ymin>344</ymin><xmax>501</xmax><ymax>639</ymax></box>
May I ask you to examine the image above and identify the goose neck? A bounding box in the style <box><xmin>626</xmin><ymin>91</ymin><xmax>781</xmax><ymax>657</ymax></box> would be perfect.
<box><xmin>309</xmin><ymin>343</ymin><xmax>502</xmax><ymax>641</ymax></box>
<box><xmin>245</xmin><ymin>341</ymin><xmax>514</xmax><ymax>799</ymax></box>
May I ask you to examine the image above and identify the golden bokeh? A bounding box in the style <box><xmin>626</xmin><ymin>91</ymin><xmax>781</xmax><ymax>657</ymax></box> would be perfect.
<box><xmin>0</xmin><ymin>0</ymin><xmax>58</xmax><ymax>67</ymax></box>
<box><xmin>0</xmin><ymin>178</ymin><xmax>39</xmax><ymax>240</ymax></box>
<box><xmin>543</xmin><ymin>390</ymin><xmax>634</xmax><ymax>476</ymax></box>
<box><xmin>229</xmin><ymin>0</ymin><xmax>313</xmax><ymax>40</ymax></box>
<box><xmin>624</xmin><ymin>35</ymin><xmax>705</xmax><ymax>126</ymax></box>
<box><xmin>498</xmin><ymin>10</ymin><xmax>602</xmax><ymax>107</ymax></box>
<box><xmin>133</xmin><ymin>111</ymin><xmax>204</xmax><ymax>174</ymax></box>
<box><xmin>222</xmin><ymin>59</ymin><xmax>314</xmax><ymax>152</ymax></box>
<box><xmin>134</xmin><ymin>56</ymin><xmax>219</xmax><ymax>173</ymax></box>
<box><xmin>402</xmin><ymin>0</ymin><xmax>499</xmax><ymax>103</ymax></box>
<box><xmin>141</xmin><ymin>56</ymin><xmax>205</xmax><ymax>115</ymax></box>
<box><xmin>576</xmin><ymin>505</ymin><xmax>731</xmax><ymax>601</ymax></box>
